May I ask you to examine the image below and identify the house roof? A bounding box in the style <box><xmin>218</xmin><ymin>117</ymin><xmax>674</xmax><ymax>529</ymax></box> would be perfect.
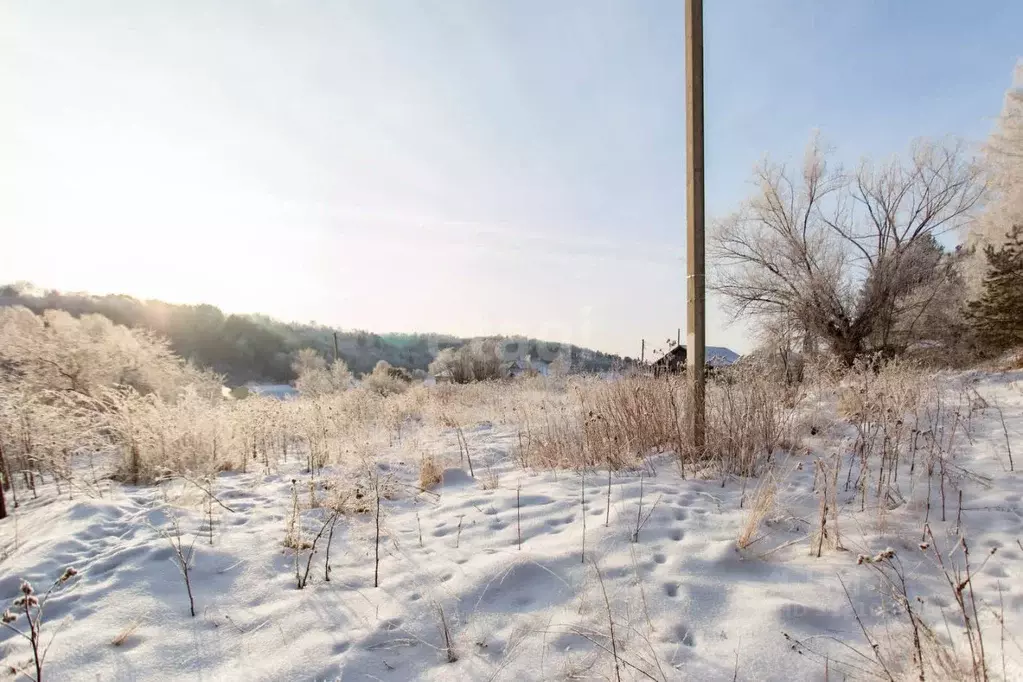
<box><xmin>652</xmin><ymin>345</ymin><xmax>687</xmax><ymax>365</ymax></box>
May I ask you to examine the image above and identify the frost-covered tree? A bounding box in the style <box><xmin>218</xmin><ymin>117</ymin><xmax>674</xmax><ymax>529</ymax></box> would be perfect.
<box><xmin>427</xmin><ymin>340</ymin><xmax>507</xmax><ymax>383</ymax></box>
<box><xmin>428</xmin><ymin>348</ymin><xmax>473</xmax><ymax>383</ymax></box>
<box><xmin>712</xmin><ymin>136</ymin><xmax>984</xmax><ymax>365</ymax></box>
<box><xmin>0</xmin><ymin>307</ymin><xmax>223</xmax><ymax>490</ymax></box>
<box><xmin>959</xmin><ymin>64</ymin><xmax>1023</xmax><ymax>295</ymax></box>
<box><xmin>291</xmin><ymin>348</ymin><xmax>325</xmax><ymax>376</ymax></box>
<box><xmin>328</xmin><ymin>359</ymin><xmax>353</xmax><ymax>391</ymax></box>
<box><xmin>0</xmin><ymin>307</ymin><xmax>217</xmax><ymax>400</ymax></box>
<box><xmin>0</xmin><ymin>394</ymin><xmax>13</xmax><ymax>519</ymax></box>
<box><xmin>979</xmin><ymin>64</ymin><xmax>1023</xmax><ymax>239</ymax></box>
<box><xmin>291</xmin><ymin>349</ymin><xmax>351</xmax><ymax>397</ymax></box>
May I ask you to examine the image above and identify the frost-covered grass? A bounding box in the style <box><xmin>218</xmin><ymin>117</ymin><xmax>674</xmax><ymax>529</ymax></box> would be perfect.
<box><xmin>1</xmin><ymin>368</ymin><xmax>1022</xmax><ymax>681</ymax></box>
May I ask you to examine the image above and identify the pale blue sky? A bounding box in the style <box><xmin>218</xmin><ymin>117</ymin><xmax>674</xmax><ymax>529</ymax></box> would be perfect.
<box><xmin>2</xmin><ymin>1</ymin><xmax>1020</xmax><ymax>356</ymax></box>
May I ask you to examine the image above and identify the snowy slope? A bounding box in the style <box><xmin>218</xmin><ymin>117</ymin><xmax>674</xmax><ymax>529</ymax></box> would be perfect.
<box><xmin>705</xmin><ymin>346</ymin><xmax>740</xmax><ymax>365</ymax></box>
<box><xmin>1</xmin><ymin>373</ymin><xmax>1021</xmax><ymax>681</ymax></box>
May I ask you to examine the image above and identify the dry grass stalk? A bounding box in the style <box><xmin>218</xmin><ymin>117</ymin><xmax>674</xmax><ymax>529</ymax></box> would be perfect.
<box><xmin>736</xmin><ymin>473</ymin><xmax>777</xmax><ymax>550</ymax></box>
<box><xmin>810</xmin><ymin>455</ymin><xmax>842</xmax><ymax>557</ymax></box>
<box><xmin>419</xmin><ymin>456</ymin><xmax>442</xmax><ymax>490</ymax></box>
<box><xmin>480</xmin><ymin>463</ymin><xmax>500</xmax><ymax>490</ymax></box>
<box><xmin>283</xmin><ymin>481</ymin><xmax>309</xmax><ymax>551</ymax></box>
<box><xmin>112</xmin><ymin>620</ymin><xmax>140</xmax><ymax>646</ymax></box>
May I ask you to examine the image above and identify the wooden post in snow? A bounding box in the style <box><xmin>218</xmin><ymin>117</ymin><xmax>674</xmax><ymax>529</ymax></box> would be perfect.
<box><xmin>685</xmin><ymin>0</ymin><xmax>706</xmax><ymax>455</ymax></box>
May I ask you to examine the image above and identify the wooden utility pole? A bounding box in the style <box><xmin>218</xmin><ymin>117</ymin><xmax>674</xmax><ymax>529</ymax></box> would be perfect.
<box><xmin>641</xmin><ymin>339</ymin><xmax>645</xmax><ymax>364</ymax></box>
<box><xmin>333</xmin><ymin>332</ymin><xmax>340</xmax><ymax>363</ymax></box>
<box><xmin>685</xmin><ymin>0</ymin><xmax>706</xmax><ymax>455</ymax></box>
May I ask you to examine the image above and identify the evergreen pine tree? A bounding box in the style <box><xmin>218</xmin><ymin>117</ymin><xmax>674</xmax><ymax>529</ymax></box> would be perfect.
<box><xmin>969</xmin><ymin>225</ymin><xmax>1023</xmax><ymax>353</ymax></box>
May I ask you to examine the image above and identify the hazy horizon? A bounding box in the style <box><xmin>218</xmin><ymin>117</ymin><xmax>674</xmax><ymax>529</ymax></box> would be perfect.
<box><xmin>6</xmin><ymin>280</ymin><xmax>744</xmax><ymax>361</ymax></box>
<box><xmin>3</xmin><ymin>0</ymin><xmax>1021</xmax><ymax>358</ymax></box>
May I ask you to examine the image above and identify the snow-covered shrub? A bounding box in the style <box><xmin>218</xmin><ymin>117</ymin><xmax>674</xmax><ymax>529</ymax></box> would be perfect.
<box><xmin>292</xmin><ymin>348</ymin><xmax>352</xmax><ymax>397</ymax></box>
<box><xmin>362</xmin><ymin>361</ymin><xmax>410</xmax><ymax>396</ymax></box>
<box><xmin>0</xmin><ymin>307</ymin><xmax>225</xmax><ymax>492</ymax></box>
<box><xmin>427</xmin><ymin>340</ymin><xmax>507</xmax><ymax>383</ymax></box>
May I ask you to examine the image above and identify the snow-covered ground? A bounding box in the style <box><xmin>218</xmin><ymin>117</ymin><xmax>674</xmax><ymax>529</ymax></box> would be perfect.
<box><xmin>1</xmin><ymin>372</ymin><xmax>1021</xmax><ymax>681</ymax></box>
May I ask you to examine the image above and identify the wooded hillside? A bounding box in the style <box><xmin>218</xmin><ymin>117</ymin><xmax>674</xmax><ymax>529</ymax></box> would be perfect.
<box><xmin>0</xmin><ymin>283</ymin><xmax>622</xmax><ymax>384</ymax></box>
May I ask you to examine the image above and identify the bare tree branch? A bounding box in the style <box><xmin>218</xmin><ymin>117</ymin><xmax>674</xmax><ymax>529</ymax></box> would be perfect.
<box><xmin>710</xmin><ymin>136</ymin><xmax>984</xmax><ymax>365</ymax></box>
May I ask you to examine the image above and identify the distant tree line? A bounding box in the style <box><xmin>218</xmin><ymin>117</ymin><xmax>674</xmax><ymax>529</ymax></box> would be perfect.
<box><xmin>0</xmin><ymin>284</ymin><xmax>622</xmax><ymax>384</ymax></box>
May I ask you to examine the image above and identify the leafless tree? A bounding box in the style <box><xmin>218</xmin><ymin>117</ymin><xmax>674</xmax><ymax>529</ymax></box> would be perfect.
<box><xmin>712</xmin><ymin>135</ymin><xmax>984</xmax><ymax>365</ymax></box>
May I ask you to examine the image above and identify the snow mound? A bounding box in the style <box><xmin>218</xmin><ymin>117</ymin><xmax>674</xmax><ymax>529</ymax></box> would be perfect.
<box><xmin>440</xmin><ymin>467</ymin><xmax>475</xmax><ymax>487</ymax></box>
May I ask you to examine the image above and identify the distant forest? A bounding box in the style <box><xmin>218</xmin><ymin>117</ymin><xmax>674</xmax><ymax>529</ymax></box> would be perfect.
<box><xmin>0</xmin><ymin>283</ymin><xmax>623</xmax><ymax>385</ymax></box>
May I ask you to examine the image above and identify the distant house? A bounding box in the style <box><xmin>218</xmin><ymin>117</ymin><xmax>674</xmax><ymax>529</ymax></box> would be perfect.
<box><xmin>652</xmin><ymin>346</ymin><xmax>688</xmax><ymax>375</ymax></box>
<box><xmin>651</xmin><ymin>345</ymin><xmax>739</xmax><ymax>375</ymax></box>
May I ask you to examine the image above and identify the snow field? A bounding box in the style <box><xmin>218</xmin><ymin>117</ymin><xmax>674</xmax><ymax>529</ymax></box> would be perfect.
<box><xmin>1</xmin><ymin>372</ymin><xmax>1022</xmax><ymax>681</ymax></box>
